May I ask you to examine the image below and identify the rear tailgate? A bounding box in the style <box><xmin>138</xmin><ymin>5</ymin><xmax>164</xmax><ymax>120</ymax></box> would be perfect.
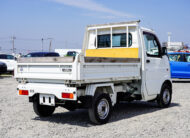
<box><xmin>15</xmin><ymin>56</ymin><xmax>79</xmax><ymax>81</ymax></box>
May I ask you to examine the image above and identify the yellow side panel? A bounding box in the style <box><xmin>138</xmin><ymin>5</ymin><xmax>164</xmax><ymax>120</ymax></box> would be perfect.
<box><xmin>85</xmin><ymin>48</ymin><xmax>139</xmax><ymax>58</ymax></box>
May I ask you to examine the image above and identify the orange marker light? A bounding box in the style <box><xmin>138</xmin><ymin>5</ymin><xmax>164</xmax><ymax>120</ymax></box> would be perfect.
<box><xmin>62</xmin><ymin>93</ymin><xmax>74</xmax><ymax>99</ymax></box>
<box><xmin>19</xmin><ymin>90</ymin><xmax>29</xmax><ymax>95</ymax></box>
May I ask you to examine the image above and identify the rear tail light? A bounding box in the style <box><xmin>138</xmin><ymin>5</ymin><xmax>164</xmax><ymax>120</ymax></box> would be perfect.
<box><xmin>62</xmin><ymin>93</ymin><xmax>74</xmax><ymax>99</ymax></box>
<box><xmin>19</xmin><ymin>90</ymin><xmax>29</xmax><ymax>95</ymax></box>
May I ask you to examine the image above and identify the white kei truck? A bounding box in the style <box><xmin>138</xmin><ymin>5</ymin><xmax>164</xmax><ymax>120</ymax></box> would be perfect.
<box><xmin>16</xmin><ymin>21</ymin><xmax>172</xmax><ymax>124</ymax></box>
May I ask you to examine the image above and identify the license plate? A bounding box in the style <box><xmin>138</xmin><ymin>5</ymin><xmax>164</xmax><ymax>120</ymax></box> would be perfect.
<box><xmin>39</xmin><ymin>94</ymin><xmax>55</xmax><ymax>106</ymax></box>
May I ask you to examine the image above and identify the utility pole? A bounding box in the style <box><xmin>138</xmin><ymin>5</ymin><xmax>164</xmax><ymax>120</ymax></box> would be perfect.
<box><xmin>41</xmin><ymin>38</ymin><xmax>44</xmax><ymax>52</ymax></box>
<box><xmin>48</xmin><ymin>38</ymin><xmax>53</xmax><ymax>52</ymax></box>
<box><xmin>167</xmin><ymin>32</ymin><xmax>172</xmax><ymax>48</ymax></box>
<box><xmin>12</xmin><ymin>36</ymin><xmax>16</xmax><ymax>54</ymax></box>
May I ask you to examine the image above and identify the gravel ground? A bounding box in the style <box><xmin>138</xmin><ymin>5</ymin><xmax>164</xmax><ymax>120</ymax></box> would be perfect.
<box><xmin>0</xmin><ymin>77</ymin><xmax>190</xmax><ymax>138</ymax></box>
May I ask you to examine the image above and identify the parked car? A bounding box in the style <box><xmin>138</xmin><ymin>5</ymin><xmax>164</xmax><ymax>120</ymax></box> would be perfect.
<box><xmin>0</xmin><ymin>61</ymin><xmax>7</xmax><ymax>75</ymax></box>
<box><xmin>66</xmin><ymin>51</ymin><xmax>78</xmax><ymax>57</ymax></box>
<box><xmin>0</xmin><ymin>54</ymin><xmax>16</xmax><ymax>72</ymax></box>
<box><xmin>23</xmin><ymin>52</ymin><xmax>60</xmax><ymax>57</ymax></box>
<box><xmin>168</xmin><ymin>52</ymin><xmax>190</xmax><ymax>78</ymax></box>
<box><xmin>55</xmin><ymin>49</ymin><xmax>81</xmax><ymax>57</ymax></box>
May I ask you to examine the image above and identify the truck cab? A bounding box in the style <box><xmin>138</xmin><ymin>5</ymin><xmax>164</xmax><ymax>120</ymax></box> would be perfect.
<box><xmin>16</xmin><ymin>21</ymin><xmax>172</xmax><ymax>124</ymax></box>
<box><xmin>83</xmin><ymin>22</ymin><xmax>171</xmax><ymax>101</ymax></box>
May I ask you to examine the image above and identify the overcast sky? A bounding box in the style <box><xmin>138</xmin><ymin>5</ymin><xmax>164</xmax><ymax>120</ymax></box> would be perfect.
<box><xmin>0</xmin><ymin>0</ymin><xmax>189</xmax><ymax>53</ymax></box>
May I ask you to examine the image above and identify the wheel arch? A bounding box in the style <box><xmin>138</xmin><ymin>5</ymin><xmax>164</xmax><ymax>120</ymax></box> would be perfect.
<box><xmin>85</xmin><ymin>83</ymin><xmax>116</xmax><ymax>105</ymax></box>
<box><xmin>85</xmin><ymin>83</ymin><xmax>114</xmax><ymax>96</ymax></box>
<box><xmin>162</xmin><ymin>80</ymin><xmax>172</xmax><ymax>92</ymax></box>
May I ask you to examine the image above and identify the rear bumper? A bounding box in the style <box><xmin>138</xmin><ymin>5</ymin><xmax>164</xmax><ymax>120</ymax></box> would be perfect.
<box><xmin>17</xmin><ymin>83</ymin><xmax>77</xmax><ymax>101</ymax></box>
<box><xmin>7</xmin><ymin>67</ymin><xmax>14</xmax><ymax>71</ymax></box>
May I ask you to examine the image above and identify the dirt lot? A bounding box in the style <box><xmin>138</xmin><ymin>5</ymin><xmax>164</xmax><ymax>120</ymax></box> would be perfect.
<box><xmin>0</xmin><ymin>77</ymin><xmax>190</xmax><ymax>138</ymax></box>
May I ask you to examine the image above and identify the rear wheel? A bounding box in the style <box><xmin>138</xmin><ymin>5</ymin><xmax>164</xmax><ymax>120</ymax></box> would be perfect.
<box><xmin>157</xmin><ymin>84</ymin><xmax>172</xmax><ymax>108</ymax></box>
<box><xmin>33</xmin><ymin>99</ymin><xmax>55</xmax><ymax>117</ymax></box>
<box><xmin>88</xmin><ymin>93</ymin><xmax>112</xmax><ymax>125</ymax></box>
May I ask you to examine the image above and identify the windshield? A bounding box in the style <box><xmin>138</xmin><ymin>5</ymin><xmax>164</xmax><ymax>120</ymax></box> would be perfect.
<box><xmin>25</xmin><ymin>52</ymin><xmax>59</xmax><ymax>57</ymax></box>
<box><xmin>67</xmin><ymin>52</ymin><xmax>77</xmax><ymax>56</ymax></box>
<box><xmin>168</xmin><ymin>54</ymin><xmax>183</xmax><ymax>62</ymax></box>
<box><xmin>0</xmin><ymin>54</ymin><xmax>14</xmax><ymax>60</ymax></box>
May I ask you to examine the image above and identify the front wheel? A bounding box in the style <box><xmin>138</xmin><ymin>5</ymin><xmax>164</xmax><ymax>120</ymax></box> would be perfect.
<box><xmin>157</xmin><ymin>84</ymin><xmax>172</xmax><ymax>108</ymax></box>
<box><xmin>88</xmin><ymin>93</ymin><xmax>112</xmax><ymax>125</ymax></box>
<box><xmin>33</xmin><ymin>100</ymin><xmax>55</xmax><ymax>117</ymax></box>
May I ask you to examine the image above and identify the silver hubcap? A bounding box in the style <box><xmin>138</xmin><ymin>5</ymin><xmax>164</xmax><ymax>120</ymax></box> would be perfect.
<box><xmin>97</xmin><ymin>98</ymin><xmax>109</xmax><ymax>120</ymax></box>
<box><xmin>163</xmin><ymin>89</ymin><xmax>170</xmax><ymax>104</ymax></box>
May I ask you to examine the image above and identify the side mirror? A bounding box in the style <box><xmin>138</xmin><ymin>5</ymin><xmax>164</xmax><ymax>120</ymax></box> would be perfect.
<box><xmin>161</xmin><ymin>47</ymin><xmax>167</xmax><ymax>56</ymax></box>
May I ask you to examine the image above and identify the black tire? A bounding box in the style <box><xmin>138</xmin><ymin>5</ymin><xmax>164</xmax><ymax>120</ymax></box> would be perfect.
<box><xmin>11</xmin><ymin>71</ymin><xmax>14</xmax><ymax>76</ymax></box>
<box><xmin>157</xmin><ymin>83</ymin><xmax>172</xmax><ymax>108</ymax></box>
<box><xmin>88</xmin><ymin>93</ymin><xmax>112</xmax><ymax>125</ymax></box>
<box><xmin>33</xmin><ymin>100</ymin><xmax>55</xmax><ymax>117</ymax></box>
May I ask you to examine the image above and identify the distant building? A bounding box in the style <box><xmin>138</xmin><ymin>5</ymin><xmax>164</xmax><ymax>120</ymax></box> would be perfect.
<box><xmin>163</xmin><ymin>42</ymin><xmax>184</xmax><ymax>51</ymax></box>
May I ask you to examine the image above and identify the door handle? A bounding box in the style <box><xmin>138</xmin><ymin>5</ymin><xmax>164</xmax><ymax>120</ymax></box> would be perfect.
<box><xmin>146</xmin><ymin>60</ymin><xmax>150</xmax><ymax>63</ymax></box>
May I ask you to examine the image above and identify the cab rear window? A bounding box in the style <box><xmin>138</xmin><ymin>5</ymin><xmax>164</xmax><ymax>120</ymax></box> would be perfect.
<box><xmin>97</xmin><ymin>34</ymin><xmax>111</xmax><ymax>48</ymax></box>
<box><xmin>97</xmin><ymin>33</ymin><xmax>132</xmax><ymax>48</ymax></box>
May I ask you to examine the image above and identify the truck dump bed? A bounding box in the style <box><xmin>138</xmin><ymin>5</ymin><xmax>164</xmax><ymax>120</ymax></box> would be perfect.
<box><xmin>15</xmin><ymin>55</ymin><xmax>141</xmax><ymax>84</ymax></box>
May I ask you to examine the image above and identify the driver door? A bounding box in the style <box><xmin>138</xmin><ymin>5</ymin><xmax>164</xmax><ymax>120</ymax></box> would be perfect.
<box><xmin>144</xmin><ymin>32</ymin><xmax>166</xmax><ymax>95</ymax></box>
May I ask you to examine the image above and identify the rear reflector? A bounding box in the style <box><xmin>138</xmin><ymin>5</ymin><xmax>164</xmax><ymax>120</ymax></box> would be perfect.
<box><xmin>19</xmin><ymin>90</ymin><xmax>29</xmax><ymax>95</ymax></box>
<box><xmin>62</xmin><ymin>93</ymin><xmax>74</xmax><ymax>99</ymax></box>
